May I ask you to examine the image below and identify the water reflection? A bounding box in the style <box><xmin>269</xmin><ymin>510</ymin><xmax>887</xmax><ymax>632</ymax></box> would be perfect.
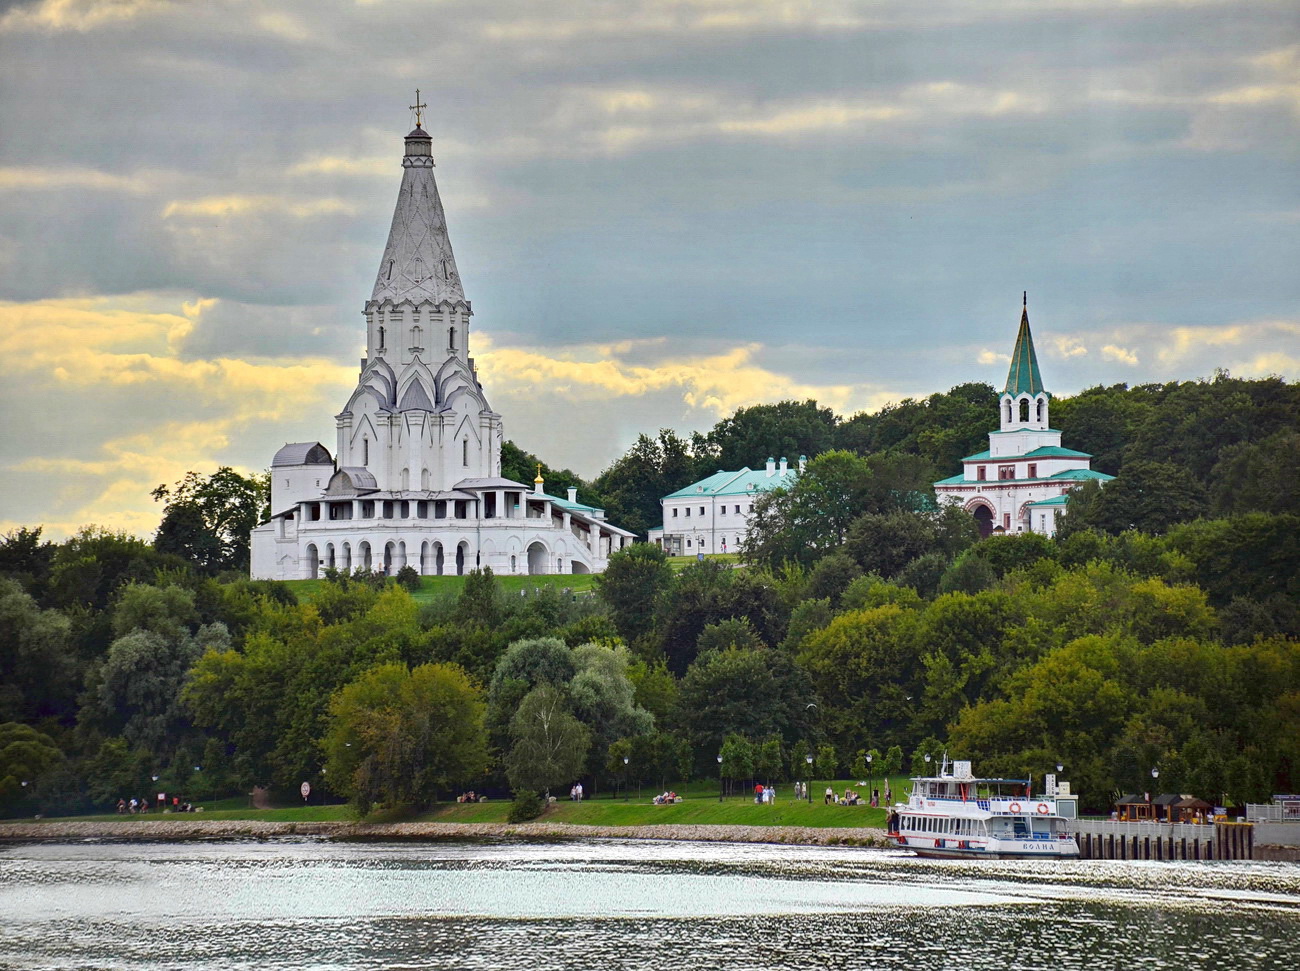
<box><xmin>1</xmin><ymin>838</ymin><xmax>1297</xmax><ymax>970</ymax></box>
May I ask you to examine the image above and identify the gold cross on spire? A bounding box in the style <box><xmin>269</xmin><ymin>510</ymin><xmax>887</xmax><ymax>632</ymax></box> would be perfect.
<box><xmin>409</xmin><ymin>89</ymin><xmax>427</xmax><ymax>128</ymax></box>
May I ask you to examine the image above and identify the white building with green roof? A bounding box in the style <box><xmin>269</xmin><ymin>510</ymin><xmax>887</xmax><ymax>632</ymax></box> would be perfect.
<box><xmin>933</xmin><ymin>296</ymin><xmax>1113</xmax><ymax>537</ymax></box>
<box><xmin>250</xmin><ymin>119</ymin><xmax>635</xmax><ymax>579</ymax></box>
<box><xmin>650</xmin><ymin>456</ymin><xmax>804</xmax><ymax>555</ymax></box>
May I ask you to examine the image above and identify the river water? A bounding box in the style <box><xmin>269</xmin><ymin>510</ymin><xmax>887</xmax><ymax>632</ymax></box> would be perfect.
<box><xmin>1</xmin><ymin>838</ymin><xmax>1297</xmax><ymax>970</ymax></box>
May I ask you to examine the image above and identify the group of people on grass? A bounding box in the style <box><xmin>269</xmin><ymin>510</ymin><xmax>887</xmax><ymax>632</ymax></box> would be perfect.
<box><xmin>116</xmin><ymin>796</ymin><xmax>197</xmax><ymax>814</ymax></box>
<box><xmin>456</xmin><ymin>791</ymin><xmax>485</xmax><ymax>803</ymax></box>
<box><xmin>653</xmin><ymin>791</ymin><xmax>680</xmax><ymax>804</ymax></box>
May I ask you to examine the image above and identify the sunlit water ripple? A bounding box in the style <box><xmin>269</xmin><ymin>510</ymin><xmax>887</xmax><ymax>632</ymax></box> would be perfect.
<box><xmin>1</xmin><ymin>838</ymin><xmax>1297</xmax><ymax>970</ymax></box>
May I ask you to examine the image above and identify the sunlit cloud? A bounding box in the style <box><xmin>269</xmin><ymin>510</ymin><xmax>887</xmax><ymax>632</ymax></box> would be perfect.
<box><xmin>0</xmin><ymin>166</ymin><xmax>151</xmax><ymax>192</ymax></box>
<box><xmin>161</xmin><ymin>194</ymin><xmax>358</xmax><ymax>219</ymax></box>
<box><xmin>978</xmin><ymin>350</ymin><xmax>1012</xmax><ymax>365</ymax></box>
<box><xmin>0</xmin><ymin>0</ymin><xmax>166</xmax><ymax>33</ymax></box>
<box><xmin>1048</xmin><ymin>335</ymin><xmax>1088</xmax><ymax>359</ymax></box>
<box><xmin>1101</xmin><ymin>344</ymin><xmax>1140</xmax><ymax>365</ymax></box>
<box><xmin>473</xmin><ymin>334</ymin><xmax>864</xmax><ymax>417</ymax></box>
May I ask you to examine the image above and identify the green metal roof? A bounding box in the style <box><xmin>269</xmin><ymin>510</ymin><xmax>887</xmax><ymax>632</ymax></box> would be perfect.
<box><xmin>538</xmin><ymin>492</ymin><xmax>604</xmax><ymax>514</ymax></box>
<box><xmin>961</xmin><ymin>445</ymin><xmax>1093</xmax><ymax>462</ymax></box>
<box><xmin>1003</xmin><ymin>303</ymin><xmax>1049</xmax><ymax>397</ymax></box>
<box><xmin>1048</xmin><ymin>468</ymin><xmax>1114</xmax><ymax>481</ymax></box>
<box><xmin>933</xmin><ymin>473</ymin><xmax>968</xmax><ymax>486</ymax></box>
<box><xmin>664</xmin><ymin>466</ymin><xmax>797</xmax><ymax>500</ymax></box>
<box><xmin>1026</xmin><ymin>495</ymin><xmax>1071</xmax><ymax>507</ymax></box>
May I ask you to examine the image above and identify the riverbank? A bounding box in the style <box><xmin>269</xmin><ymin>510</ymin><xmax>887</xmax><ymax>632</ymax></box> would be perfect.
<box><xmin>0</xmin><ymin>818</ymin><xmax>889</xmax><ymax>846</ymax></box>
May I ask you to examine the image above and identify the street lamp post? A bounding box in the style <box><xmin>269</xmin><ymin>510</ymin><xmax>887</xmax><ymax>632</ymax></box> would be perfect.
<box><xmin>866</xmin><ymin>752</ymin><xmax>874</xmax><ymax>806</ymax></box>
<box><xmin>717</xmin><ymin>754</ymin><xmax>724</xmax><ymax>802</ymax></box>
<box><xmin>623</xmin><ymin>756</ymin><xmax>630</xmax><ymax>802</ymax></box>
<box><xmin>805</xmin><ymin>753</ymin><xmax>814</xmax><ymax>804</ymax></box>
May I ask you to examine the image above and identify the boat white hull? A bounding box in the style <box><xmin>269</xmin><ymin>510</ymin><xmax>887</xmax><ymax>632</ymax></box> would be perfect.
<box><xmin>890</xmin><ymin>835</ymin><xmax>1080</xmax><ymax>860</ymax></box>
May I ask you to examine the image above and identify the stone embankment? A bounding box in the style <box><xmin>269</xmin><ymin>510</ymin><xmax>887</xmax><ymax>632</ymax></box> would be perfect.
<box><xmin>0</xmin><ymin>819</ymin><xmax>889</xmax><ymax>847</ymax></box>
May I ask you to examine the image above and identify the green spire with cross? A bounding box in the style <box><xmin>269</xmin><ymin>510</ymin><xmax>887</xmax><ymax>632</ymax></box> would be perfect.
<box><xmin>1004</xmin><ymin>292</ymin><xmax>1048</xmax><ymax>396</ymax></box>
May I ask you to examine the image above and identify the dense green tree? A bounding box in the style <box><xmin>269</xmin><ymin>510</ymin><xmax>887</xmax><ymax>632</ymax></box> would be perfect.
<box><xmin>0</xmin><ymin>527</ymin><xmax>56</xmax><ymax>596</ymax></box>
<box><xmin>595</xmin><ymin>543</ymin><xmax>673</xmax><ymax>643</ymax></box>
<box><xmin>323</xmin><ymin>661</ymin><xmax>488</xmax><ymax>813</ymax></box>
<box><xmin>696</xmin><ymin>617</ymin><xmax>763</xmax><ymax>655</ymax></box>
<box><xmin>845</xmin><ymin>506</ymin><xmax>977</xmax><ymax>578</ymax></box>
<box><xmin>656</xmin><ymin>560</ymin><xmax>784</xmax><ymax>672</ymax></box>
<box><xmin>693</xmin><ymin>400</ymin><xmax>837</xmax><ymax>473</ymax></box>
<box><xmin>0</xmin><ymin>722</ymin><xmax>65</xmax><ymax>816</ymax></box>
<box><xmin>835</xmin><ymin>383</ymin><xmax>996</xmax><ymax>472</ymax></box>
<box><xmin>1074</xmin><ymin>460</ymin><xmax>1209</xmax><ymax>535</ymax></box>
<box><xmin>569</xmin><ymin>642</ymin><xmax>654</xmax><ymax>778</ymax></box>
<box><xmin>592</xmin><ymin>430</ymin><xmax>694</xmax><ymax>538</ymax></box>
<box><xmin>153</xmin><ymin>467</ymin><xmax>268</xmax><ymax>573</ymax></box>
<box><xmin>485</xmin><ymin>637</ymin><xmax>576</xmax><ymax>745</ymax></box>
<box><xmin>505</xmin><ymin>684</ymin><xmax>590</xmax><ymax>796</ymax></box>
<box><xmin>804</xmin><ymin>553</ymin><xmax>862</xmax><ymax>607</ymax></box>
<box><xmin>627</xmin><ymin>658</ymin><xmax>679</xmax><ymax>724</ymax></box>
<box><xmin>0</xmin><ymin>578</ymin><xmax>76</xmax><ymax>722</ymax></box>
<box><xmin>797</xmin><ymin>605</ymin><xmax>925</xmax><ymax>754</ymax></box>
<box><xmin>678</xmin><ymin>648</ymin><xmax>816</xmax><ymax>773</ymax></box>
<box><xmin>742</xmin><ymin>450</ymin><xmax>875</xmax><ymax>568</ymax></box>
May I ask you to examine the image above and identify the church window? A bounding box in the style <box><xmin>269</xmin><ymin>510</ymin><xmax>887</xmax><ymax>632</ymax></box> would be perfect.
<box><xmin>1019</xmin><ymin>398</ymin><xmax>1030</xmax><ymax>422</ymax></box>
<box><xmin>685</xmin><ymin>507</ymin><xmax>691</xmax><ymax>517</ymax></box>
<box><xmin>449</xmin><ymin>326</ymin><xmax>456</xmax><ymax>351</ymax></box>
<box><xmin>1036</xmin><ymin>398</ymin><xmax>1045</xmax><ymax>422</ymax></box>
<box><xmin>999</xmin><ymin>465</ymin><xmax>1015</xmax><ymax>480</ymax></box>
<box><xmin>735</xmin><ymin>505</ymin><xmax>741</xmax><ymax>514</ymax></box>
<box><xmin>442</xmin><ymin>259</ymin><xmax>449</xmax><ymax>281</ymax></box>
<box><xmin>720</xmin><ymin>506</ymin><xmax>726</xmax><ymax>516</ymax></box>
<box><xmin>699</xmin><ymin>506</ymin><xmax>705</xmax><ymax>516</ymax></box>
<box><xmin>378</xmin><ymin>326</ymin><xmax>386</xmax><ymax>349</ymax></box>
<box><xmin>386</xmin><ymin>259</ymin><xmax>394</xmax><ymax>281</ymax></box>
<box><xmin>1027</xmin><ymin>463</ymin><xmax>1037</xmax><ymax>478</ymax></box>
<box><xmin>363</xmin><ymin>438</ymin><xmax>369</xmax><ymax>464</ymax></box>
<box><xmin>672</xmin><ymin>508</ymin><xmax>678</xmax><ymax>517</ymax></box>
<box><xmin>1004</xmin><ymin>513</ymin><xmax>1011</xmax><ymax>529</ymax></box>
<box><xmin>977</xmin><ymin>466</ymin><xmax>986</xmax><ymax>481</ymax></box>
<box><xmin>1004</xmin><ymin>400</ymin><xmax>1012</xmax><ymax>423</ymax></box>
<box><xmin>401</xmin><ymin>468</ymin><xmax>410</xmax><ymax>490</ymax></box>
<box><xmin>412</xmin><ymin>325</ymin><xmax>422</xmax><ymax>346</ymax></box>
<box><xmin>686</xmin><ymin>539</ymin><xmax>691</xmax><ymax>548</ymax></box>
<box><xmin>462</xmin><ymin>439</ymin><xmax>468</xmax><ymax>467</ymax></box>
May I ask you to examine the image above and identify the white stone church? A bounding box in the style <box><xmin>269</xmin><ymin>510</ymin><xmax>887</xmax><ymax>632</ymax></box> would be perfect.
<box><xmin>250</xmin><ymin>122</ymin><xmax>634</xmax><ymax>579</ymax></box>
<box><xmin>933</xmin><ymin>298</ymin><xmax>1113</xmax><ymax>537</ymax></box>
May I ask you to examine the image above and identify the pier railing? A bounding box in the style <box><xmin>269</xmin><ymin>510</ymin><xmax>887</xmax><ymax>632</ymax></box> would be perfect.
<box><xmin>1073</xmin><ymin>819</ymin><xmax>1253</xmax><ymax>860</ymax></box>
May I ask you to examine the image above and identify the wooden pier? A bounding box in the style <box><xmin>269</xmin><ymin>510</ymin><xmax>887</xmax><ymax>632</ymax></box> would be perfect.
<box><xmin>1073</xmin><ymin>820</ymin><xmax>1254</xmax><ymax>861</ymax></box>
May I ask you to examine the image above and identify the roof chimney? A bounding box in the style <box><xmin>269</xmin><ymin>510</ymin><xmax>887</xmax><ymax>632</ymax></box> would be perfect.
<box><xmin>779</xmin><ymin>456</ymin><xmax>788</xmax><ymax>474</ymax></box>
<box><xmin>765</xmin><ymin>456</ymin><xmax>776</xmax><ymax>477</ymax></box>
<box><xmin>567</xmin><ymin>486</ymin><xmax>578</xmax><ymax>503</ymax></box>
<box><xmin>799</xmin><ymin>454</ymin><xmax>807</xmax><ymax>472</ymax></box>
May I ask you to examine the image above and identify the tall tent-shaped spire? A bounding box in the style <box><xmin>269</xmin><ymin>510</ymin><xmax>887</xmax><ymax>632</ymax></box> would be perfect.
<box><xmin>369</xmin><ymin>126</ymin><xmax>466</xmax><ymax>308</ymax></box>
<box><xmin>1004</xmin><ymin>292</ymin><xmax>1047</xmax><ymax>397</ymax></box>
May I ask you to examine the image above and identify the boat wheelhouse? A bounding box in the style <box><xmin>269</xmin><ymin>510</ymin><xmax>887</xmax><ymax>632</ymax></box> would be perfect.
<box><xmin>887</xmin><ymin>758</ymin><xmax>1080</xmax><ymax>860</ymax></box>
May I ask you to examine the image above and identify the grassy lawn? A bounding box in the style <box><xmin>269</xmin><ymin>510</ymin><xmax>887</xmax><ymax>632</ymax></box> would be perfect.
<box><xmin>10</xmin><ymin>777</ymin><xmax>904</xmax><ymax>829</ymax></box>
<box><xmin>12</xmin><ymin>804</ymin><xmax>355</xmax><ymax>824</ymax></box>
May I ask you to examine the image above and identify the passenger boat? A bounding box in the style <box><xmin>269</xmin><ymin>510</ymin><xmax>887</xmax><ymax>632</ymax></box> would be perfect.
<box><xmin>886</xmin><ymin>758</ymin><xmax>1080</xmax><ymax>859</ymax></box>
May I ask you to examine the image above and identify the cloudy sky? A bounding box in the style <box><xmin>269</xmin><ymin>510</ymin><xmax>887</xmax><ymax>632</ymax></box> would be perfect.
<box><xmin>1</xmin><ymin>0</ymin><xmax>1297</xmax><ymax>539</ymax></box>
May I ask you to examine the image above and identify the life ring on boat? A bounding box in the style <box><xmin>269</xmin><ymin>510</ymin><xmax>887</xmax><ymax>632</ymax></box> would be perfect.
<box><xmin>1036</xmin><ymin>803</ymin><xmax>1050</xmax><ymax>814</ymax></box>
<box><xmin>1008</xmin><ymin>802</ymin><xmax>1022</xmax><ymax>813</ymax></box>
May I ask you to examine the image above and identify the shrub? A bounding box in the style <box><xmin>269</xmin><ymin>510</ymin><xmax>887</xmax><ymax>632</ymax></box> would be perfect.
<box><xmin>395</xmin><ymin>565</ymin><xmax>421</xmax><ymax>591</ymax></box>
<box><xmin>507</xmin><ymin>789</ymin><xmax>545</xmax><ymax>822</ymax></box>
